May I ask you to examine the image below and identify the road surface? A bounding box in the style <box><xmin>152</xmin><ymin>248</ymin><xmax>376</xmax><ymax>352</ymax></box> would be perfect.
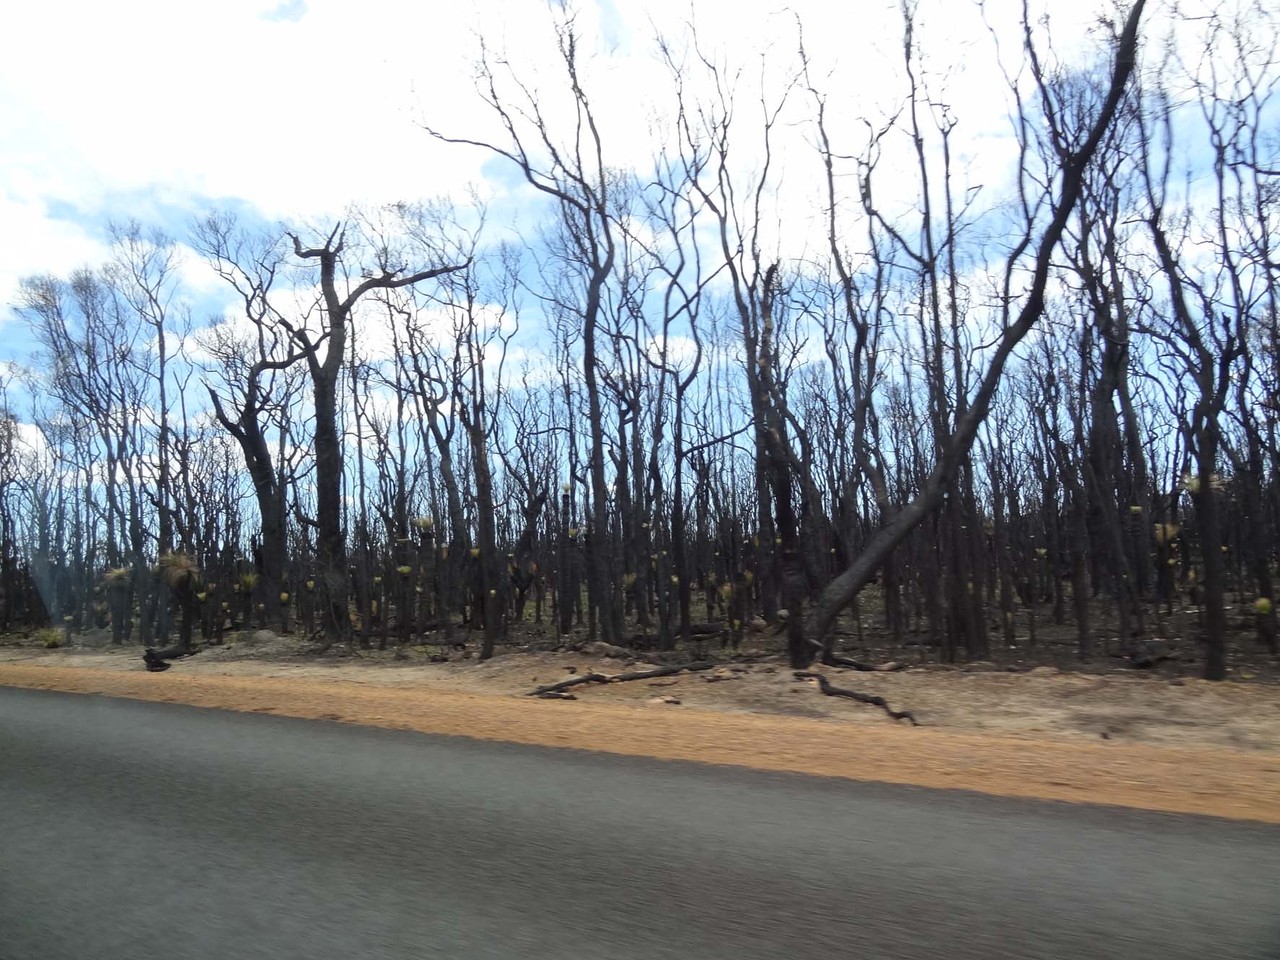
<box><xmin>2</xmin><ymin>686</ymin><xmax>1277</xmax><ymax>959</ymax></box>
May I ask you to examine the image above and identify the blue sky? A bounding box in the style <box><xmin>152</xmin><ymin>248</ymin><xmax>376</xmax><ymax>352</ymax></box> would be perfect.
<box><xmin>0</xmin><ymin>0</ymin><xmax>1123</xmax><ymax>377</ymax></box>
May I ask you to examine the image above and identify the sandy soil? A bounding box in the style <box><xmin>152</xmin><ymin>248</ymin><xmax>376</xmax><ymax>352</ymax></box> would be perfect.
<box><xmin>3</xmin><ymin>635</ymin><xmax>1278</xmax><ymax>823</ymax></box>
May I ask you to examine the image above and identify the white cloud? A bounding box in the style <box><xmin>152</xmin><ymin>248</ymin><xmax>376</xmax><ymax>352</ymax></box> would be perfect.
<box><xmin>1</xmin><ymin>0</ymin><xmax>490</xmax><ymax>261</ymax></box>
<box><xmin>0</xmin><ymin>0</ymin><xmax>1127</xmax><ymax>341</ymax></box>
<box><xmin>0</xmin><ymin>194</ymin><xmax>110</xmax><ymax>328</ymax></box>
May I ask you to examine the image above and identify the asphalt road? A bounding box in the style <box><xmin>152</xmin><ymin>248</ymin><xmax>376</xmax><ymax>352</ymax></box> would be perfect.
<box><xmin>1</xmin><ymin>687</ymin><xmax>1277</xmax><ymax>960</ymax></box>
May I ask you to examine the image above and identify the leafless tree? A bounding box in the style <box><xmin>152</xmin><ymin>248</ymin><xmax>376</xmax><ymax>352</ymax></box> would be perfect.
<box><xmin>806</xmin><ymin>0</ymin><xmax>1147</xmax><ymax>657</ymax></box>
<box><xmin>427</xmin><ymin>9</ymin><xmax>628</xmax><ymax>645</ymax></box>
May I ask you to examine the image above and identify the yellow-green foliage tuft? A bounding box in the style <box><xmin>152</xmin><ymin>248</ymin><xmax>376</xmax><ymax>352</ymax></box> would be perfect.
<box><xmin>34</xmin><ymin>627</ymin><xmax>62</xmax><ymax>648</ymax></box>
<box><xmin>157</xmin><ymin>552</ymin><xmax>201</xmax><ymax>590</ymax></box>
<box><xmin>102</xmin><ymin>566</ymin><xmax>132</xmax><ymax>589</ymax></box>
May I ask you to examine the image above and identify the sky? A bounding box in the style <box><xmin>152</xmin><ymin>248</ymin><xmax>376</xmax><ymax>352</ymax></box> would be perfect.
<box><xmin>0</xmin><ymin>0</ymin><xmax>1124</xmax><ymax>360</ymax></box>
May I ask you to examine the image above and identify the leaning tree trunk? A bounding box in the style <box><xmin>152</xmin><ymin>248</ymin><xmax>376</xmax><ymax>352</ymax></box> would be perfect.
<box><xmin>807</xmin><ymin>0</ymin><xmax>1147</xmax><ymax>653</ymax></box>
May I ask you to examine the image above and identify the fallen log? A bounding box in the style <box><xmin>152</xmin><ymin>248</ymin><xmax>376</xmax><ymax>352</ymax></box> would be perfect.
<box><xmin>794</xmin><ymin>672</ymin><xmax>920</xmax><ymax>725</ymax></box>
<box><xmin>527</xmin><ymin>672</ymin><xmax>610</xmax><ymax>696</ymax></box>
<box><xmin>147</xmin><ymin>644</ymin><xmax>200</xmax><ymax>661</ymax></box>
<box><xmin>1129</xmin><ymin>653</ymin><xmax>1177</xmax><ymax>669</ymax></box>
<box><xmin>528</xmin><ymin>661</ymin><xmax>718</xmax><ymax>698</ymax></box>
<box><xmin>823</xmin><ymin>654</ymin><xmax>907</xmax><ymax>672</ymax></box>
<box><xmin>143</xmin><ymin>646</ymin><xmax>200</xmax><ymax>672</ymax></box>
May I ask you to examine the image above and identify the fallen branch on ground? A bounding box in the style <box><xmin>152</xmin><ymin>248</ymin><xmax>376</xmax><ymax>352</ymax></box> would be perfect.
<box><xmin>823</xmin><ymin>654</ymin><xmax>907</xmax><ymax>672</ymax></box>
<box><xmin>1128</xmin><ymin>652</ymin><xmax>1178</xmax><ymax>669</ymax></box>
<box><xmin>148</xmin><ymin>644</ymin><xmax>200</xmax><ymax>661</ymax></box>
<box><xmin>794</xmin><ymin>672</ymin><xmax>920</xmax><ymax>725</ymax></box>
<box><xmin>527</xmin><ymin>671</ymin><xmax>611</xmax><ymax>696</ymax></box>
<box><xmin>528</xmin><ymin>662</ymin><xmax>718</xmax><ymax>697</ymax></box>
<box><xmin>143</xmin><ymin>646</ymin><xmax>200</xmax><ymax>672</ymax></box>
